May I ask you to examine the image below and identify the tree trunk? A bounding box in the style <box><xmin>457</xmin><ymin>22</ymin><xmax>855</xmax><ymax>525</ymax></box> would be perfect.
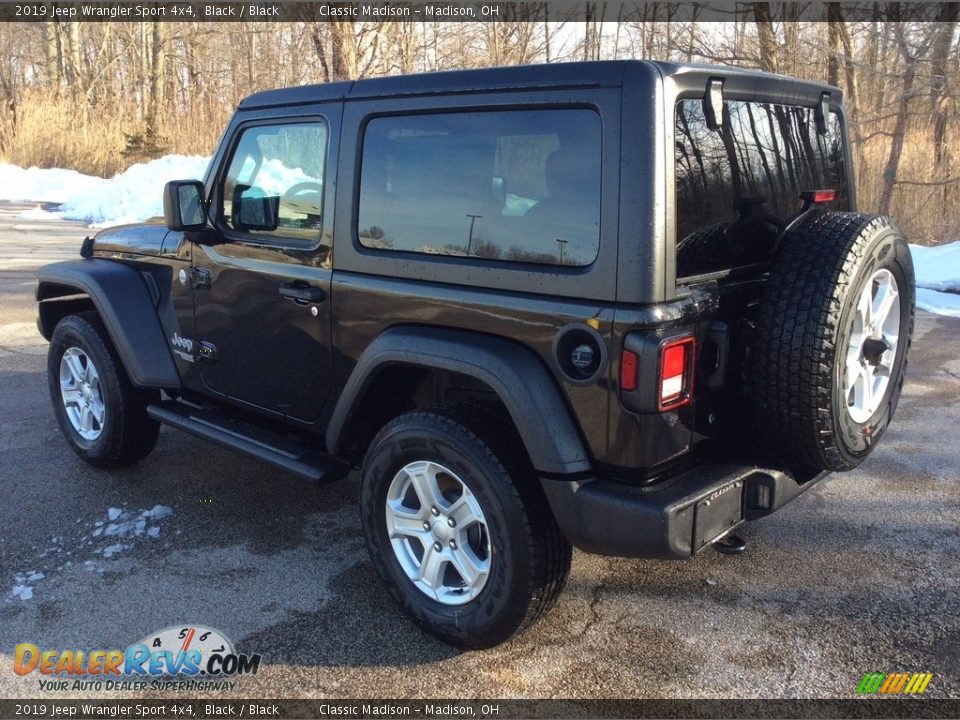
<box><xmin>879</xmin><ymin>51</ymin><xmax>916</xmax><ymax>215</ymax></box>
<box><xmin>42</xmin><ymin>21</ymin><xmax>62</xmax><ymax>90</ymax></box>
<box><xmin>827</xmin><ymin>5</ymin><xmax>841</xmax><ymax>87</ymax></box>
<box><xmin>930</xmin><ymin>6</ymin><xmax>958</xmax><ymax>167</ymax></box>
<box><xmin>753</xmin><ymin>3</ymin><xmax>779</xmax><ymax>73</ymax></box>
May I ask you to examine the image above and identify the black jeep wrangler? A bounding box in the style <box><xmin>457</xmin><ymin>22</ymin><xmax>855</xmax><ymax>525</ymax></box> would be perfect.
<box><xmin>37</xmin><ymin>61</ymin><xmax>915</xmax><ymax>648</ymax></box>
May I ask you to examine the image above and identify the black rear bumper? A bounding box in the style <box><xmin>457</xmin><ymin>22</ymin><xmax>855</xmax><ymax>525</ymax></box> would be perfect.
<box><xmin>540</xmin><ymin>464</ymin><xmax>828</xmax><ymax>559</ymax></box>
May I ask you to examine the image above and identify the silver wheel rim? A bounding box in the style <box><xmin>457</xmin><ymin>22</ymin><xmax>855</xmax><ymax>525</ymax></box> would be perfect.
<box><xmin>844</xmin><ymin>268</ymin><xmax>901</xmax><ymax>424</ymax></box>
<box><xmin>59</xmin><ymin>347</ymin><xmax>105</xmax><ymax>441</ymax></box>
<box><xmin>385</xmin><ymin>460</ymin><xmax>491</xmax><ymax>605</ymax></box>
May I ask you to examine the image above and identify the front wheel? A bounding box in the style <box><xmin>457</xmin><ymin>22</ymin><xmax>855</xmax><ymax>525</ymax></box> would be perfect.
<box><xmin>47</xmin><ymin>313</ymin><xmax>160</xmax><ymax>468</ymax></box>
<box><xmin>360</xmin><ymin>406</ymin><xmax>571</xmax><ymax>648</ymax></box>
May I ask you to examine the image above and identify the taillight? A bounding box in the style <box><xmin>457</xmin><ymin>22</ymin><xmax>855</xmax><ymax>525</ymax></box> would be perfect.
<box><xmin>658</xmin><ymin>335</ymin><xmax>695</xmax><ymax>410</ymax></box>
<box><xmin>620</xmin><ymin>349</ymin><xmax>638</xmax><ymax>392</ymax></box>
<box><xmin>800</xmin><ymin>189</ymin><xmax>836</xmax><ymax>209</ymax></box>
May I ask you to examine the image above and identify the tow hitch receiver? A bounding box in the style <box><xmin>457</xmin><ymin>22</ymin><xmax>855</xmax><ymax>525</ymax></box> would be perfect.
<box><xmin>713</xmin><ymin>534</ymin><xmax>748</xmax><ymax>555</ymax></box>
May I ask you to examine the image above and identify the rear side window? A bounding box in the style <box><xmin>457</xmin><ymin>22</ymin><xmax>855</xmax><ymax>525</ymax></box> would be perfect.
<box><xmin>358</xmin><ymin>109</ymin><xmax>602</xmax><ymax>267</ymax></box>
<box><xmin>675</xmin><ymin>100</ymin><xmax>848</xmax><ymax>278</ymax></box>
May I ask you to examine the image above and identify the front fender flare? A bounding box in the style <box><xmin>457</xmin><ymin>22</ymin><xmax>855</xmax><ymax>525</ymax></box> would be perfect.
<box><xmin>37</xmin><ymin>259</ymin><xmax>180</xmax><ymax>388</ymax></box>
<box><xmin>326</xmin><ymin>326</ymin><xmax>592</xmax><ymax>476</ymax></box>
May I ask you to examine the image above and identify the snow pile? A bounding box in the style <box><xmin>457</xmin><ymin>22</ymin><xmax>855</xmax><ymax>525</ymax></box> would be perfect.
<box><xmin>0</xmin><ymin>156</ymin><xmax>209</xmax><ymax>227</ymax></box>
<box><xmin>910</xmin><ymin>242</ymin><xmax>960</xmax><ymax>292</ymax></box>
<box><xmin>59</xmin><ymin>156</ymin><xmax>210</xmax><ymax>226</ymax></box>
<box><xmin>911</xmin><ymin>242</ymin><xmax>960</xmax><ymax>318</ymax></box>
<box><xmin>0</xmin><ymin>164</ymin><xmax>105</xmax><ymax>204</ymax></box>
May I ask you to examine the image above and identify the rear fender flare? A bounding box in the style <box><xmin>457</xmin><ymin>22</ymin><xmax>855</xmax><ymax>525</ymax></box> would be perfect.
<box><xmin>327</xmin><ymin>326</ymin><xmax>591</xmax><ymax>476</ymax></box>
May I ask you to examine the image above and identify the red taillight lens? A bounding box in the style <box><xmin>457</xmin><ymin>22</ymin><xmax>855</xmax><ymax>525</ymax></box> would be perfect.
<box><xmin>620</xmin><ymin>349</ymin><xmax>638</xmax><ymax>392</ymax></box>
<box><xmin>800</xmin><ymin>189</ymin><xmax>836</xmax><ymax>205</ymax></box>
<box><xmin>659</xmin><ymin>335</ymin><xmax>695</xmax><ymax>410</ymax></box>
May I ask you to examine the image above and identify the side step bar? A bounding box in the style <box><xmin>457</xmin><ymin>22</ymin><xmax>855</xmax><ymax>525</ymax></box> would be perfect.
<box><xmin>147</xmin><ymin>401</ymin><xmax>349</xmax><ymax>483</ymax></box>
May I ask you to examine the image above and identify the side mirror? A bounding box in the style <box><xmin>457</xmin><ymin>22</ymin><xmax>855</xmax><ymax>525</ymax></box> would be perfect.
<box><xmin>163</xmin><ymin>180</ymin><xmax>206</xmax><ymax>231</ymax></box>
<box><xmin>231</xmin><ymin>184</ymin><xmax>279</xmax><ymax>232</ymax></box>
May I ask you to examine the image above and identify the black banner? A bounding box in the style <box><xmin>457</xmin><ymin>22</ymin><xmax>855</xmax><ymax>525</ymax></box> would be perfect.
<box><xmin>2</xmin><ymin>699</ymin><xmax>960</xmax><ymax>719</ymax></box>
<box><xmin>0</xmin><ymin>2</ymin><xmax>957</xmax><ymax>24</ymax></box>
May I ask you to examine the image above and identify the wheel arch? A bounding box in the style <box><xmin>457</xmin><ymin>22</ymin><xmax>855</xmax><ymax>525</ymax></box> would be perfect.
<box><xmin>37</xmin><ymin>260</ymin><xmax>181</xmax><ymax>389</ymax></box>
<box><xmin>327</xmin><ymin>326</ymin><xmax>592</xmax><ymax>477</ymax></box>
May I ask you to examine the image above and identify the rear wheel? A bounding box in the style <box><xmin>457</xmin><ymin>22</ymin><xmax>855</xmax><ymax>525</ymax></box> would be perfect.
<box><xmin>360</xmin><ymin>405</ymin><xmax>571</xmax><ymax>648</ymax></box>
<box><xmin>749</xmin><ymin>213</ymin><xmax>915</xmax><ymax>471</ymax></box>
<box><xmin>47</xmin><ymin>313</ymin><xmax>160</xmax><ymax>468</ymax></box>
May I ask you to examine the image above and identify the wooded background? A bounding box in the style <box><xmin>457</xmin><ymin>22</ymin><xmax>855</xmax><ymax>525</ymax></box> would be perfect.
<box><xmin>0</xmin><ymin>4</ymin><xmax>957</xmax><ymax>245</ymax></box>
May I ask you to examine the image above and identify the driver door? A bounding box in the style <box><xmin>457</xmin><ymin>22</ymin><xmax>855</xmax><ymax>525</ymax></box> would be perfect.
<box><xmin>191</xmin><ymin>113</ymin><xmax>337</xmax><ymax>423</ymax></box>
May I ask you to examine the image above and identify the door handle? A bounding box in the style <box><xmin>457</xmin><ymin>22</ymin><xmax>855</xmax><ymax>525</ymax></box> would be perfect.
<box><xmin>279</xmin><ymin>281</ymin><xmax>326</xmax><ymax>304</ymax></box>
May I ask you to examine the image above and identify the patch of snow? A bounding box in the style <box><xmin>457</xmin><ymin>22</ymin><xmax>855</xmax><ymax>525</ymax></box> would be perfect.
<box><xmin>911</xmin><ymin>242</ymin><xmax>960</xmax><ymax>294</ymax></box>
<box><xmin>98</xmin><ymin>505</ymin><xmax>172</xmax><ymax>541</ymax></box>
<box><xmin>916</xmin><ymin>287</ymin><xmax>960</xmax><ymax>318</ymax></box>
<box><xmin>102</xmin><ymin>544</ymin><xmax>125</xmax><ymax>559</ymax></box>
<box><xmin>0</xmin><ymin>156</ymin><xmax>209</xmax><ymax>227</ymax></box>
<box><xmin>18</xmin><ymin>208</ymin><xmax>61</xmax><ymax>221</ymax></box>
<box><xmin>0</xmin><ymin>164</ymin><xmax>105</xmax><ymax>204</ymax></box>
<box><xmin>144</xmin><ymin>505</ymin><xmax>173</xmax><ymax>520</ymax></box>
<box><xmin>10</xmin><ymin>585</ymin><xmax>33</xmax><ymax>601</ymax></box>
<box><xmin>6</xmin><ymin>504</ymin><xmax>175</xmax><ymax>600</ymax></box>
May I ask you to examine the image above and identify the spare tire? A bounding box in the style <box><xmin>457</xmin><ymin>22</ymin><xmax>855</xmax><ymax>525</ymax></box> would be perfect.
<box><xmin>749</xmin><ymin>212</ymin><xmax>915</xmax><ymax>472</ymax></box>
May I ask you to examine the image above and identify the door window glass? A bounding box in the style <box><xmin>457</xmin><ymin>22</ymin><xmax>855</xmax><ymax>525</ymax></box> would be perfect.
<box><xmin>220</xmin><ymin>122</ymin><xmax>327</xmax><ymax>244</ymax></box>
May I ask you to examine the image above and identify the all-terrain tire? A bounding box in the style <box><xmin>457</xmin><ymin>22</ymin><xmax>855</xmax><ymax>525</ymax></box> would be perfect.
<box><xmin>360</xmin><ymin>404</ymin><xmax>572</xmax><ymax>648</ymax></box>
<box><xmin>47</xmin><ymin>312</ymin><xmax>160</xmax><ymax>468</ymax></box>
<box><xmin>749</xmin><ymin>212</ymin><xmax>915</xmax><ymax>472</ymax></box>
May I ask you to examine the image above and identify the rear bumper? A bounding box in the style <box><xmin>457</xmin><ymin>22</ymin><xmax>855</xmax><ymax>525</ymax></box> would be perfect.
<box><xmin>540</xmin><ymin>464</ymin><xmax>828</xmax><ymax>559</ymax></box>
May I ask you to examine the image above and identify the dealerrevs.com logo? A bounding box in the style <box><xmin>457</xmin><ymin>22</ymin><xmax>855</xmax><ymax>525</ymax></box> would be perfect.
<box><xmin>14</xmin><ymin>625</ymin><xmax>261</xmax><ymax>692</ymax></box>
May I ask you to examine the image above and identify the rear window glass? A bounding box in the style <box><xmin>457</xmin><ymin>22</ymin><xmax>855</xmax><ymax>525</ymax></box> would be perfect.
<box><xmin>358</xmin><ymin>109</ymin><xmax>601</xmax><ymax>267</ymax></box>
<box><xmin>675</xmin><ymin>99</ymin><xmax>848</xmax><ymax>278</ymax></box>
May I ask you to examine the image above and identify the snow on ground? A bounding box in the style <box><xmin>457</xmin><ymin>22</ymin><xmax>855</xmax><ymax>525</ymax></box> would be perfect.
<box><xmin>910</xmin><ymin>242</ymin><xmax>960</xmax><ymax>317</ymax></box>
<box><xmin>909</xmin><ymin>242</ymin><xmax>960</xmax><ymax>293</ymax></box>
<box><xmin>6</xmin><ymin>504</ymin><xmax>174</xmax><ymax>602</ymax></box>
<box><xmin>0</xmin><ymin>164</ymin><xmax>104</xmax><ymax>205</ymax></box>
<box><xmin>916</xmin><ymin>287</ymin><xmax>960</xmax><ymax>318</ymax></box>
<box><xmin>0</xmin><ymin>156</ymin><xmax>209</xmax><ymax>227</ymax></box>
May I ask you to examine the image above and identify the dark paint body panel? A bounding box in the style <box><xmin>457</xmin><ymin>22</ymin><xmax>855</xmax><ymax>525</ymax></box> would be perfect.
<box><xmin>92</xmin><ymin>221</ymin><xmax>170</xmax><ymax>257</ymax></box>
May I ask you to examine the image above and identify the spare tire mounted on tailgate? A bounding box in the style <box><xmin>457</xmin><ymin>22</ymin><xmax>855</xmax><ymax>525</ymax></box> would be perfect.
<box><xmin>750</xmin><ymin>212</ymin><xmax>915</xmax><ymax>472</ymax></box>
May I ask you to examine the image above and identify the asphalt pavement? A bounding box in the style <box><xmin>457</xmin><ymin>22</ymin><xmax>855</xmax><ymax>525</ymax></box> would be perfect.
<box><xmin>0</xmin><ymin>202</ymin><xmax>957</xmax><ymax>700</ymax></box>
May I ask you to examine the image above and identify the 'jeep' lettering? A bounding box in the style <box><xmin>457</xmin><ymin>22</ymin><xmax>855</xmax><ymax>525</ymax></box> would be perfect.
<box><xmin>171</xmin><ymin>332</ymin><xmax>193</xmax><ymax>353</ymax></box>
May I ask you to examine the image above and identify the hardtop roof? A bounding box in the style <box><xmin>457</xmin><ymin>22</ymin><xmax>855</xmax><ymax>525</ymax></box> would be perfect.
<box><xmin>238</xmin><ymin>59</ymin><xmax>840</xmax><ymax>110</ymax></box>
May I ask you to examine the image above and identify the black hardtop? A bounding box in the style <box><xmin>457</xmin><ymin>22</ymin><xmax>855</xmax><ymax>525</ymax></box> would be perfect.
<box><xmin>238</xmin><ymin>59</ymin><xmax>840</xmax><ymax>110</ymax></box>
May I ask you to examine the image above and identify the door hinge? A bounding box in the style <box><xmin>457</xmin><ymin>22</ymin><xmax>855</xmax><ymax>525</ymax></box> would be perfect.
<box><xmin>198</xmin><ymin>341</ymin><xmax>217</xmax><ymax>362</ymax></box>
<box><xmin>192</xmin><ymin>267</ymin><xmax>212</xmax><ymax>289</ymax></box>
